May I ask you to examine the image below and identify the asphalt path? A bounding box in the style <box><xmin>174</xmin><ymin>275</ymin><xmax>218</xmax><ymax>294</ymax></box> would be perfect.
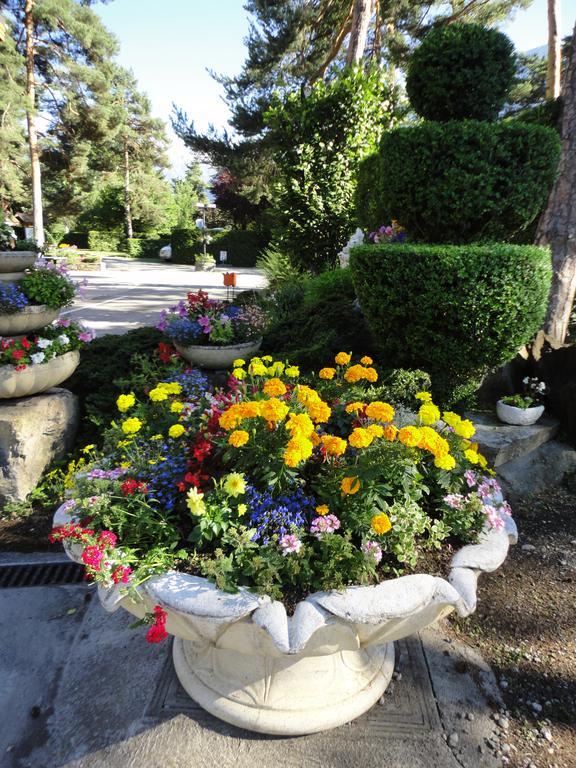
<box><xmin>61</xmin><ymin>258</ymin><xmax>268</xmax><ymax>337</ymax></box>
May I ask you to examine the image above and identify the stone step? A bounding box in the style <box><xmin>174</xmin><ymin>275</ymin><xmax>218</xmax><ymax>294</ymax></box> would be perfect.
<box><xmin>497</xmin><ymin>440</ymin><xmax>576</xmax><ymax>500</ymax></box>
<box><xmin>465</xmin><ymin>411</ymin><xmax>560</xmax><ymax>468</ymax></box>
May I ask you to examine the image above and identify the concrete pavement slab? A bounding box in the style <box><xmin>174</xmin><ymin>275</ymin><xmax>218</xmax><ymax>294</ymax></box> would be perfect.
<box><xmin>0</xmin><ymin>573</ymin><xmax>504</xmax><ymax>768</ymax></box>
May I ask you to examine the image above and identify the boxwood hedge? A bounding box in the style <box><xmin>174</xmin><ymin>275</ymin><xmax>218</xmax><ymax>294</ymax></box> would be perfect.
<box><xmin>349</xmin><ymin>243</ymin><xmax>552</xmax><ymax>404</ymax></box>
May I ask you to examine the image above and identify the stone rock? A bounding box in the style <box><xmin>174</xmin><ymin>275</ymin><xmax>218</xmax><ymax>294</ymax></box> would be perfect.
<box><xmin>497</xmin><ymin>441</ymin><xmax>576</xmax><ymax>500</ymax></box>
<box><xmin>338</xmin><ymin>228</ymin><xmax>364</xmax><ymax>268</ymax></box>
<box><xmin>0</xmin><ymin>387</ymin><xmax>78</xmax><ymax>504</ymax></box>
<box><xmin>465</xmin><ymin>411</ymin><xmax>559</xmax><ymax>467</ymax></box>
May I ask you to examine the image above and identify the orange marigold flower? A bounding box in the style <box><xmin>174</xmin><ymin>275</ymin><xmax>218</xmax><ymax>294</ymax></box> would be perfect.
<box><xmin>365</xmin><ymin>401</ymin><xmax>395</xmax><ymax>422</ymax></box>
<box><xmin>321</xmin><ymin>434</ymin><xmax>347</xmax><ymax>456</ymax></box>
<box><xmin>360</xmin><ymin>356</ymin><xmax>373</xmax><ymax>365</ymax></box>
<box><xmin>398</xmin><ymin>426</ymin><xmax>422</xmax><ymax>448</ymax></box>
<box><xmin>345</xmin><ymin>401</ymin><xmax>365</xmax><ymax>413</ymax></box>
<box><xmin>260</xmin><ymin>398</ymin><xmax>289</xmax><ymax>424</ymax></box>
<box><xmin>349</xmin><ymin>427</ymin><xmax>374</xmax><ymax>449</ymax></box>
<box><xmin>319</xmin><ymin>367</ymin><xmax>336</xmax><ymax>380</ymax></box>
<box><xmin>335</xmin><ymin>352</ymin><xmax>351</xmax><ymax>366</ymax></box>
<box><xmin>383</xmin><ymin>425</ymin><xmax>398</xmax><ymax>442</ymax></box>
<box><xmin>228</xmin><ymin>430</ymin><xmax>249</xmax><ymax>447</ymax></box>
<box><xmin>316</xmin><ymin>504</ymin><xmax>329</xmax><ymax>516</ymax></box>
<box><xmin>263</xmin><ymin>377</ymin><xmax>287</xmax><ymax>397</ymax></box>
<box><xmin>371</xmin><ymin>512</ymin><xmax>392</xmax><ymax>535</ymax></box>
<box><xmin>343</xmin><ymin>364</ymin><xmax>365</xmax><ymax>383</ymax></box>
<box><xmin>307</xmin><ymin>399</ymin><xmax>332</xmax><ymax>424</ymax></box>
<box><xmin>364</xmin><ymin>367</ymin><xmax>378</xmax><ymax>383</ymax></box>
<box><xmin>341</xmin><ymin>476</ymin><xmax>361</xmax><ymax>495</ymax></box>
<box><xmin>367</xmin><ymin>423</ymin><xmax>384</xmax><ymax>438</ymax></box>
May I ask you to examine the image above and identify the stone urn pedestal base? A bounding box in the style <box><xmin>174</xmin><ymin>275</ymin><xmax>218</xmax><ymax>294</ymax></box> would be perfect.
<box><xmin>173</xmin><ymin>637</ymin><xmax>394</xmax><ymax>735</ymax></box>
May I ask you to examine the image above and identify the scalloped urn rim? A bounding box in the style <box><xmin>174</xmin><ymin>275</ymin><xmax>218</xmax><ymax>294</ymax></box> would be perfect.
<box><xmin>0</xmin><ymin>350</ymin><xmax>80</xmax><ymax>399</ymax></box>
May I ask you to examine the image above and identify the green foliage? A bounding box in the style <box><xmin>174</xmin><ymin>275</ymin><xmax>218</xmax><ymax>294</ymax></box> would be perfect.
<box><xmin>172</xmin><ymin>162</ymin><xmax>207</xmax><ymax>227</ymax></box>
<box><xmin>170</xmin><ymin>227</ymin><xmax>200</xmax><ymax>263</ymax></box>
<box><xmin>19</xmin><ymin>268</ymin><xmax>76</xmax><ymax>310</ymax></box>
<box><xmin>59</xmin><ymin>232</ymin><xmax>88</xmax><ymax>249</ymax></box>
<box><xmin>350</xmin><ymin>243</ymin><xmax>552</xmax><ymax>404</ymax></box>
<box><xmin>507</xmin><ymin>98</ymin><xmax>561</xmax><ymax>129</ymax></box>
<box><xmin>406</xmin><ymin>23</ymin><xmax>516</xmax><ymax>122</ymax></box>
<box><xmin>206</xmin><ymin>229</ymin><xmax>269</xmax><ymax>268</ymax></box>
<box><xmin>262</xmin><ymin>268</ymin><xmax>377</xmax><ymax>368</ymax></box>
<box><xmin>369</xmin><ymin>368</ymin><xmax>432</xmax><ymax>408</ymax></box>
<box><xmin>256</xmin><ymin>245</ymin><xmax>303</xmax><ymax>289</ymax></box>
<box><xmin>123</xmin><ymin>236</ymin><xmax>169</xmax><ymax>259</ymax></box>
<box><xmin>63</xmin><ymin>327</ymin><xmax>165</xmax><ymax>445</ymax></box>
<box><xmin>0</xmin><ymin>223</ymin><xmax>15</xmax><ymax>250</ymax></box>
<box><xmin>355</xmin><ymin>153</ymin><xmax>389</xmax><ymax>233</ymax></box>
<box><xmin>266</xmin><ymin>68</ymin><xmax>396</xmax><ymax>271</ymax></box>
<box><xmin>372</xmin><ymin>120</ymin><xmax>560</xmax><ymax>244</ymax></box>
<box><xmin>87</xmin><ymin>230</ymin><xmax>122</xmax><ymax>252</ymax></box>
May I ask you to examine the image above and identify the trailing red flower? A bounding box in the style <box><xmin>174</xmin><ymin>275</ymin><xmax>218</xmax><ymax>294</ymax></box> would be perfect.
<box><xmin>81</xmin><ymin>545</ymin><xmax>104</xmax><ymax>570</ymax></box>
<box><xmin>48</xmin><ymin>523</ymin><xmax>94</xmax><ymax>543</ymax></box>
<box><xmin>111</xmin><ymin>565</ymin><xmax>132</xmax><ymax>584</ymax></box>
<box><xmin>97</xmin><ymin>530</ymin><xmax>118</xmax><ymax>548</ymax></box>
<box><xmin>157</xmin><ymin>341</ymin><xmax>177</xmax><ymax>364</ymax></box>
<box><xmin>145</xmin><ymin>604</ymin><xmax>168</xmax><ymax>643</ymax></box>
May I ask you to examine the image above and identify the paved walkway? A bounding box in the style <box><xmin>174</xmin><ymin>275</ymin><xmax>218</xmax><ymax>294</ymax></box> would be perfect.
<box><xmin>62</xmin><ymin>258</ymin><xmax>268</xmax><ymax>337</ymax></box>
<box><xmin>0</xmin><ymin>554</ymin><xmax>506</xmax><ymax>768</ymax></box>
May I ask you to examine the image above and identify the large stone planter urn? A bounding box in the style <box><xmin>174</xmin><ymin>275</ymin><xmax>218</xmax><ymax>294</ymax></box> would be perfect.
<box><xmin>496</xmin><ymin>399</ymin><xmax>545</xmax><ymax>426</ymax></box>
<box><xmin>174</xmin><ymin>338</ymin><xmax>262</xmax><ymax>369</ymax></box>
<box><xmin>54</xmin><ymin>503</ymin><xmax>517</xmax><ymax>736</ymax></box>
<box><xmin>0</xmin><ymin>305</ymin><xmax>60</xmax><ymax>336</ymax></box>
<box><xmin>0</xmin><ymin>350</ymin><xmax>79</xmax><ymax>399</ymax></box>
<box><xmin>0</xmin><ymin>251</ymin><xmax>36</xmax><ymax>281</ymax></box>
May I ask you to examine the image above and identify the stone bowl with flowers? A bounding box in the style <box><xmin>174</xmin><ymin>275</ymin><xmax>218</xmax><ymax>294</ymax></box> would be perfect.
<box><xmin>497</xmin><ymin>376</ymin><xmax>547</xmax><ymax>426</ymax></box>
<box><xmin>51</xmin><ymin>353</ymin><xmax>516</xmax><ymax>735</ymax></box>
<box><xmin>157</xmin><ymin>289</ymin><xmax>266</xmax><ymax>369</ymax></box>
<box><xmin>0</xmin><ymin>224</ymin><xmax>38</xmax><ymax>280</ymax></box>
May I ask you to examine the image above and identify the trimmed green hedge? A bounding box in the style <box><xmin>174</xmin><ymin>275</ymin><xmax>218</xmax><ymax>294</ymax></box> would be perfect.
<box><xmin>350</xmin><ymin>243</ymin><xmax>552</xmax><ymax>404</ymax></box>
<box><xmin>207</xmin><ymin>229</ymin><xmax>269</xmax><ymax>268</ymax></box>
<box><xmin>171</xmin><ymin>228</ymin><xmax>200</xmax><ymax>264</ymax></box>
<box><xmin>87</xmin><ymin>230</ymin><xmax>122</xmax><ymax>251</ymax></box>
<box><xmin>355</xmin><ymin>153</ymin><xmax>388</xmax><ymax>233</ymax></box>
<box><xmin>366</xmin><ymin>121</ymin><xmax>560</xmax><ymax>244</ymax></box>
<box><xmin>123</xmin><ymin>236</ymin><xmax>170</xmax><ymax>259</ymax></box>
<box><xmin>406</xmin><ymin>23</ymin><xmax>516</xmax><ymax>122</ymax></box>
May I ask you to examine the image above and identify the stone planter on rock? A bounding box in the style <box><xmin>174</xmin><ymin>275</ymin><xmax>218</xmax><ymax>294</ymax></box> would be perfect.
<box><xmin>54</xmin><ymin>503</ymin><xmax>517</xmax><ymax>736</ymax></box>
<box><xmin>496</xmin><ymin>399</ymin><xmax>545</xmax><ymax>426</ymax></box>
<box><xmin>0</xmin><ymin>251</ymin><xmax>36</xmax><ymax>281</ymax></box>
<box><xmin>0</xmin><ymin>350</ymin><xmax>80</xmax><ymax>399</ymax></box>
<box><xmin>0</xmin><ymin>305</ymin><xmax>60</xmax><ymax>336</ymax></box>
<box><xmin>174</xmin><ymin>338</ymin><xmax>262</xmax><ymax>369</ymax></box>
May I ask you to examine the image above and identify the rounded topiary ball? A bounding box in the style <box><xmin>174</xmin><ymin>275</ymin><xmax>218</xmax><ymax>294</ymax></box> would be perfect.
<box><xmin>406</xmin><ymin>23</ymin><xmax>516</xmax><ymax>122</ymax></box>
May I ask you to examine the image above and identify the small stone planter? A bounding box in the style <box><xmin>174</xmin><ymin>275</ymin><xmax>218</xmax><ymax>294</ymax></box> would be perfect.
<box><xmin>174</xmin><ymin>338</ymin><xmax>262</xmax><ymax>369</ymax></box>
<box><xmin>0</xmin><ymin>251</ymin><xmax>36</xmax><ymax>281</ymax></box>
<box><xmin>0</xmin><ymin>351</ymin><xmax>79</xmax><ymax>399</ymax></box>
<box><xmin>496</xmin><ymin>399</ymin><xmax>545</xmax><ymax>426</ymax></box>
<box><xmin>0</xmin><ymin>305</ymin><xmax>60</xmax><ymax>336</ymax></box>
<box><xmin>55</xmin><ymin>503</ymin><xmax>516</xmax><ymax>736</ymax></box>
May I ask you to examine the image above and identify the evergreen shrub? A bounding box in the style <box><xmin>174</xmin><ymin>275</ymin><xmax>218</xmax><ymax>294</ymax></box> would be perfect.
<box><xmin>350</xmin><ymin>243</ymin><xmax>552</xmax><ymax>404</ymax></box>
<box><xmin>87</xmin><ymin>230</ymin><xmax>122</xmax><ymax>251</ymax></box>
<box><xmin>206</xmin><ymin>229</ymin><xmax>269</xmax><ymax>267</ymax></box>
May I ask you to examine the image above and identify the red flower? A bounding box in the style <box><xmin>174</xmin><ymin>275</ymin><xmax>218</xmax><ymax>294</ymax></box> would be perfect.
<box><xmin>81</xmin><ymin>545</ymin><xmax>104</xmax><ymax>570</ymax></box>
<box><xmin>192</xmin><ymin>438</ymin><xmax>211</xmax><ymax>462</ymax></box>
<box><xmin>146</xmin><ymin>605</ymin><xmax>168</xmax><ymax>643</ymax></box>
<box><xmin>20</xmin><ymin>338</ymin><xmax>31</xmax><ymax>350</ymax></box>
<box><xmin>14</xmin><ymin>364</ymin><xmax>27</xmax><ymax>372</ymax></box>
<box><xmin>97</xmin><ymin>530</ymin><xmax>117</xmax><ymax>548</ymax></box>
<box><xmin>12</xmin><ymin>349</ymin><xmax>25</xmax><ymax>360</ymax></box>
<box><xmin>121</xmin><ymin>478</ymin><xmax>147</xmax><ymax>496</ymax></box>
<box><xmin>111</xmin><ymin>565</ymin><xmax>132</xmax><ymax>584</ymax></box>
<box><xmin>157</xmin><ymin>342</ymin><xmax>176</xmax><ymax>364</ymax></box>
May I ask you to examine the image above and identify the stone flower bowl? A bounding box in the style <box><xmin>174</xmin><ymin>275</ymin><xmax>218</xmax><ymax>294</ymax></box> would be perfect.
<box><xmin>54</xmin><ymin>503</ymin><xmax>517</xmax><ymax>736</ymax></box>
<box><xmin>0</xmin><ymin>250</ymin><xmax>36</xmax><ymax>280</ymax></box>
<box><xmin>496</xmin><ymin>399</ymin><xmax>545</xmax><ymax>426</ymax></box>
<box><xmin>174</xmin><ymin>338</ymin><xmax>262</xmax><ymax>370</ymax></box>
<box><xmin>0</xmin><ymin>305</ymin><xmax>60</xmax><ymax>336</ymax></box>
<box><xmin>0</xmin><ymin>350</ymin><xmax>79</xmax><ymax>399</ymax></box>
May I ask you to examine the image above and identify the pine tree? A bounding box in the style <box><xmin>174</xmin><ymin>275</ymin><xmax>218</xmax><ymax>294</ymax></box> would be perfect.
<box><xmin>172</xmin><ymin>163</ymin><xmax>207</xmax><ymax>228</ymax></box>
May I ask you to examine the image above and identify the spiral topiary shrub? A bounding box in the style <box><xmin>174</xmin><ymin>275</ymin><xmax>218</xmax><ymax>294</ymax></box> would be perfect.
<box><xmin>364</xmin><ymin>120</ymin><xmax>560</xmax><ymax>244</ymax></box>
<box><xmin>406</xmin><ymin>23</ymin><xmax>516</xmax><ymax>122</ymax></box>
<box><xmin>349</xmin><ymin>243</ymin><xmax>552</xmax><ymax>404</ymax></box>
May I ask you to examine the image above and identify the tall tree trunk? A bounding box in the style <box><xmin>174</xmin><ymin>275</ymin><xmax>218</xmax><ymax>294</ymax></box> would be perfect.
<box><xmin>123</xmin><ymin>136</ymin><xmax>133</xmax><ymax>239</ymax></box>
<box><xmin>346</xmin><ymin>0</ymin><xmax>371</xmax><ymax>66</ymax></box>
<box><xmin>546</xmin><ymin>0</ymin><xmax>562</xmax><ymax>99</ymax></box>
<box><xmin>24</xmin><ymin>0</ymin><xmax>44</xmax><ymax>247</ymax></box>
<box><xmin>536</xmin><ymin>21</ymin><xmax>576</xmax><ymax>346</ymax></box>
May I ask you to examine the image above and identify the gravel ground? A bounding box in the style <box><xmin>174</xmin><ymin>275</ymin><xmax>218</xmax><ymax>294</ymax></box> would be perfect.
<box><xmin>448</xmin><ymin>485</ymin><xmax>576</xmax><ymax>768</ymax></box>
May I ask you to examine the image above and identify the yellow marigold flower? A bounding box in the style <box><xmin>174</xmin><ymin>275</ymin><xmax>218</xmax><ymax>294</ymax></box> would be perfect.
<box><xmin>249</xmin><ymin>361</ymin><xmax>267</xmax><ymax>377</ymax></box>
<box><xmin>116</xmin><ymin>393</ymin><xmax>136</xmax><ymax>413</ymax></box>
<box><xmin>187</xmin><ymin>487</ymin><xmax>205</xmax><ymax>516</ymax></box>
<box><xmin>454</xmin><ymin>419</ymin><xmax>476</xmax><ymax>439</ymax></box>
<box><xmin>367</xmin><ymin>423</ymin><xmax>384</xmax><ymax>438</ymax></box>
<box><xmin>157</xmin><ymin>382</ymin><xmax>182</xmax><ymax>395</ymax></box>
<box><xmin>418</xmin><ymin>426</ymin><xmax>450</xmax><ymax>458</ymax></box>
<box><xmin>365</xmin><ymin>401</ymin><xmax>395</xmax><ymax>422</ymax></box>
<box><xmin>224</xmin><ymin>472</ymin><xmax>246</xmax><ymax>497</ymax></box>
<box><xmin>238</xmin><ymin>401</ymin><xmax>261</xmax><ymax>419</ymax></box>
<box><xmin>349</xmin><ymin>427</ymin><xmax>374</xmax><ymax>449</ymax></box>
<box><xmin>285</xmin><ymin>365</ymin><xmax>300</xmax><ymax>378</ymax></box>
<box><xmin>418</xmin><ymin>402</ymin><xmax>441</xmax><ymax>426</ymax></box>
<box><xmin>464</xmin><ymin>448</ymin><xmax>480</xmax><ymax>465</ymax></box>
<box><xmin>319</xmin><ymin>367</ymin><xmax>336</xmax><ymax>380</ymax></box>
<box><xmin>260</xmin><ymin>398</ymin><xmax>289</xmax><ymax>423</ymax></box>
<box><xmin>263</xmin><ymin>377</ymin><xmax>287</xmax><ymax>397</ymax></box>
<box><xmin>233</xmin><ymin>358</ymin><xmax>245</xmax><ymax>368</ymax></box>
<box><xmin>364</xmin><ymin>367</ymin><xmax>378</xmax><ymax>383</ymax></box>
<box><xmin>286</xmin><ymin>412</ymin><xmax>315</xmax><ymax>438</ymax></box>
<box><xmin>415</xmin><ymin>391</ymin><xmax>432</xmax><ymax>402</ymax></box>
<box><xmin>477</xmin><ymin>453</ymin><xmax>488</xmax><ymax>469</ymax></box>
<box><xmin>81</xmin><ymin>444</ymin><xmax>95</xmax><ymax>454</ymax></box>
<box><xmin>398</xmin><ymin>426</ymin><xmax>422</xmax><ymax>448</ymax></box>
<box><xmin>268</xmin><ymin>361</ymin><xmax>285</xmax><ymax>376</ymax></box>
<box><xmin>283</xmin><ymin>436</ymin><xmax>313</xmax><ymax>467</ymax></box>
<box><xmin>232</xmin><ymin>368</ymin><xmax>246</xmax><ymax>380</ymax></box>
<box><xmin>237</xmin><ymin>503</ymin><xmax>247</xmax><ymax>516</ymax></box>
<box><xmin>228</xmin><ymin>430</ymin><xmax>249</xmax><ymax>447</ymax></box>
<box><xmin>360</xmin><ymin>356</ymin><xmax>373</xmax><ymax>365</ymax></box>
<box><xmin>345</xmin><ymin>401</ymin><xmax>365</xmax><ymax>413</ymax></box>
<box><xmin>149</xmin><ymin>387</ymin><xmax>169</xmax><ymax>402</ymax></box>
<box><xmin>434</xmin><ymin>453</ymin><xmax>456</xmax><ymax>471</ymax></box>
<box><xmin>335</xmin><ymin>351</ymin><xmax>351</xmax><ymax>366</ymax></box>
<box><xmin>297</xmin><ymin>385</ymin><xmax>321</xmax><ymax>405</ymax></box>
<box><xmin>442</xmin><ymin>411</ymin><xmax>461</xmax><ymax>429</ymax></box>
<box><xmin>383</xmin><ymin>425</ymin><xmax>398</xmax><ymax>442</ymax></box>
<box><xmin>341</xmin><ymin>476</ymin><xmax>361</xmax><ymax>495</ymax></box>
<box><xmin>121</xmin><ymin>417</ymin><xmax>142</xmax><ymax>435</ymax></box>
<box><xmin>321</xmin><ymin>434</ymin><xmax>347</xmax><ymax>456</ymax></box>
<box><xmin>170</xmin><ymin>401</ymin><xmax>184</xmax><ymax>414</ymax></box>
<box><xmin>371</xmin><ymin>512</ymin><xmax>392</xmax><ymax>535</ymax></box>
<box><xmin>316</xmin><ymin>504</ymin><xmax>329</xmax><ymax>516</ymax></box>
<box><xmin>168</xmin><ymin>424</ymin><xmax>185</xmax><ymax>438</ymax></box>
<box><xmin>219</xmin><ymin>406</ymin><xmax>244</xmax><ymax>430</ymax></box>
<box><xmin>344</xmin><ymin>364</ymin><xmax>365</xmax><ymax>383</ymax></box>
<box><xmin>306</xmin><ymin>399</ymin><xmax>332</xmax><ymax>424</ymax></box>
<box><xmin>262</xmin><ymin>355</ymin><xmax>273</xmax><ymax>363</ymax></box>
<box><xmin>151</xmin><ymin>434</ymin><xmax>163</xmax><ymax>441</ymax></box>
<box><xmin>310</xmin><ymin>431</ymin><xmax>321</xmax><ymax>446</ymax></box>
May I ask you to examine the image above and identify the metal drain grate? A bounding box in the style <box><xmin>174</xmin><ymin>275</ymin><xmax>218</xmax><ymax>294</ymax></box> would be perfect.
<box><xmin>0</xmin><ymin>561</ymin><xmax>85</xmax><ymax>588</ymax></box>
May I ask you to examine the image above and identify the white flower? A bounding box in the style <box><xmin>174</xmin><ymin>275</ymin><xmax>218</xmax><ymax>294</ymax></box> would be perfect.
<box><xmin>57</xmin><ymin>334</ymin><xmax>70</xmax><ymax>345</ymax></box>
<box><xmin>36</xmin><ymin>338</ymin><xmax>52</xmax><ymax>349</ymax></box>
<box><xmin>30</xmin><ymin>352</ymin><xmax>45</xmax><ymax>365</ymax></box>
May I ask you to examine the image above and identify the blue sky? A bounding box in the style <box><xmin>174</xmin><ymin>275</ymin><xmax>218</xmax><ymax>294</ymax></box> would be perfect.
<box><xmin>96</xmin><ymin>0</ymin><xmax>575</xmax><ymax>178</ymax></box>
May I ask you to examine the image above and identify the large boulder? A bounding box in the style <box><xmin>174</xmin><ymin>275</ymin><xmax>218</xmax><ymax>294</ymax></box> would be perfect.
<box><xmin>0</xmin><ymin>387</ymin><xmax>78</xmax><ymax>505</ymax></box>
